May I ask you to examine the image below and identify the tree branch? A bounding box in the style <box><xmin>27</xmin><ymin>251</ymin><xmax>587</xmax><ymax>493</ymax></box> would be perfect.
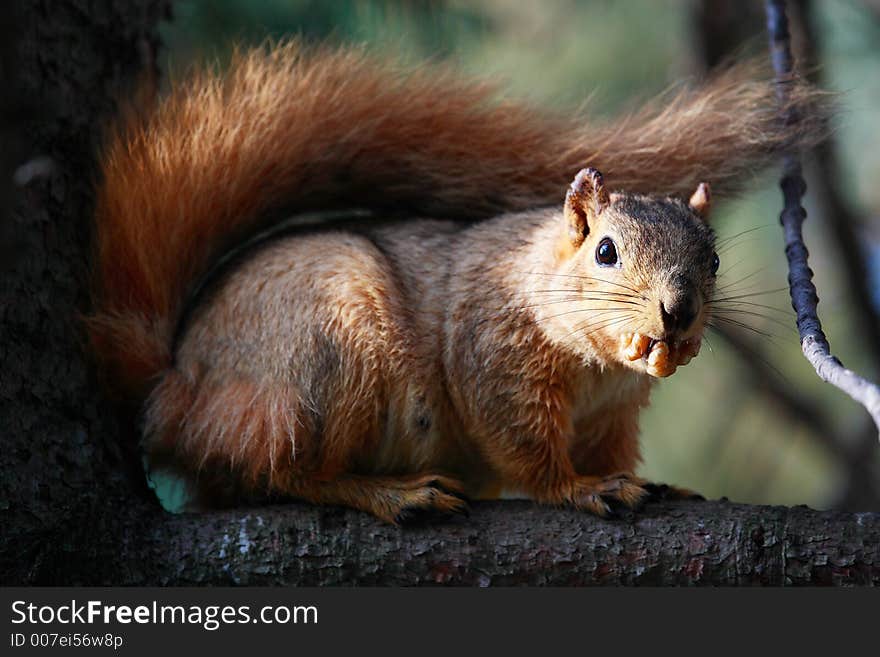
<box><xmin>86</xmin><ymin>501</ymin><xmax>880</xmax><ymax>586</ymax></box>
<box><xmin>765</xmin><ymin>0</ymin><xmax>880</xmax><ymax>437</ymax></box>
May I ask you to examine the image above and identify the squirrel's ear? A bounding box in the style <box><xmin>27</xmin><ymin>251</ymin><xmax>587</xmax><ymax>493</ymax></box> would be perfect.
<box><xmin>688</xmin><ymin>182</ymin><xmax>712</xmax><ymax>221</ymax></box>
<box><xmin>564</xmin><ymin>167</ymin><xmax>609</xmax><ymax>247</ymax></box>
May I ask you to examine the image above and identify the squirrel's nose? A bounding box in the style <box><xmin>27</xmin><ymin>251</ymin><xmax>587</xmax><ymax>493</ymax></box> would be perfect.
<box><xmin>660</xmin><ymin>297</ymin><xmax>698</xmax><ymax>335</ymax></box>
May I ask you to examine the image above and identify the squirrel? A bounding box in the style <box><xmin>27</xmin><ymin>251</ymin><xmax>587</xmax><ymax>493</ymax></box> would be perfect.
<box><xmin>88</xmin><ymin>43</ymin><xmax>828</xmax><ymax>523</ymax></box>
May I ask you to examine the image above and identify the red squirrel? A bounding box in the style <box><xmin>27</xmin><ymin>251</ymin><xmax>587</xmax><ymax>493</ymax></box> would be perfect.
<box><xmin>88</xmin><ymin>43</ymin><xmax>827</xmax><ymax>523</ymax></box>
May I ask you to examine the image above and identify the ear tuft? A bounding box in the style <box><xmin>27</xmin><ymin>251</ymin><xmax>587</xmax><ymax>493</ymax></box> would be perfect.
<box><xmin>688</xmin><ymin>182</ymin><xmax>712</xmax><ymax>220</ymax></box>
<box><xmin>564</xmin><ymin>167</ymin><xmax>609</xmax><ymax>246</ymax></box>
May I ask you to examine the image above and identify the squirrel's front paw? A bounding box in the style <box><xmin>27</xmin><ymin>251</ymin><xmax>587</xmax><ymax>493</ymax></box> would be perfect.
<box><xmin>675</xmin><ymin>337</ymin><xmax>702</xmax><ymax>366</ymax></box>
<box><xmin>620</xmin><ymin>333</ymin><xmax>701</xmax><ymax>378</ymax></box>
<box><xmin>567</xmin><ymin>473</ymin><xmax>649</xmax><ymax>517</ymax></box>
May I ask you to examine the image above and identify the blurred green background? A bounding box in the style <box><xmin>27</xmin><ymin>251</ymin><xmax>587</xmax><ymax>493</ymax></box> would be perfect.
<box><xmin>156</xmin><ymin>0</ymin><xmax>880</xmax><ymax>511</ymax></box>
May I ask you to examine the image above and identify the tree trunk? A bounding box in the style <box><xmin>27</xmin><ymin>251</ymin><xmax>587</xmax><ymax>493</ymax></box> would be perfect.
<box><xmin>1</xmin><ymin>0</ymin><xmax>168</xmax><ymax>584</ymax></box>
<box><xmin>2</xmin><ymin>0</ymin><xmax>878</xmax><ymax>588</ymax></box>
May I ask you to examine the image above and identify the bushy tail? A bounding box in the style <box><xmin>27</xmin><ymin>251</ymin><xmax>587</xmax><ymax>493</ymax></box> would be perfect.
<box><xmin>89</xmin><ymin>41</ymin><xmax>830</xmax><ymax>398</ymax></box>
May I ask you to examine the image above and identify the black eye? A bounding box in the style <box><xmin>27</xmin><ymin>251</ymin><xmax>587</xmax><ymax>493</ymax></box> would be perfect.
<box><xmin>596</xmin><ymin>237</ymin><xmax>618</xmax><ymax>266</ymax></box>
<box><xmin>711</xmin><ymin>252</ymin><xmax>720</xmax><ymax>275</ymax></box>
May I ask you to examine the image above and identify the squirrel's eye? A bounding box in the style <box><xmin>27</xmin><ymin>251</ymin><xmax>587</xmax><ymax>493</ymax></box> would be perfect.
<box><xmin>595</xmin><ymin>237</ymin><xmax>618</xmax><ymax>266</ymax></box>
<box><xmin>711</xmin><ymin>252</ymin><xmax>720</xmax><ymax>275</ymax></box>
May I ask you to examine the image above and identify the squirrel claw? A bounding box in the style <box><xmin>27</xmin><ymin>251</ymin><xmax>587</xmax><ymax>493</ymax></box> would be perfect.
<box><xmin>569</xmin><ymin>473</ymin><xmax>648</xmax><ymax>517</ymax></box>
<box><xmin>389</xmin><ymin>475</ymin><xmax>470</xmax><ymax>525</ymax></box>
<box><xmin>622</xmin><ymin>333</ymin><xmax>703</xmax><ymax>377</ymax></box>
<box><xmin>621</xmin><ymin>332</ymin><xmax>652</xmax><ymax>361</ymax></box>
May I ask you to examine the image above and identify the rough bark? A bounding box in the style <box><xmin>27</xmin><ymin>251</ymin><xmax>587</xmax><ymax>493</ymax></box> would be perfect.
<box><xmin>93</xmin><ymin>500</ymin><xmax>879</xmax><ymax>587</ymax></box>
<box><xmin>2</xmin><ymin>0</ymin><xmax>879</xmax><ymax>588</ymax></box>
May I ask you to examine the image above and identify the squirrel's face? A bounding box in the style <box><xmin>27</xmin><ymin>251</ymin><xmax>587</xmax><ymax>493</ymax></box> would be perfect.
<box><xmin>548</xmin><ymin>168</ymin><xmax>717</xmax><ymax>377</ymax></box>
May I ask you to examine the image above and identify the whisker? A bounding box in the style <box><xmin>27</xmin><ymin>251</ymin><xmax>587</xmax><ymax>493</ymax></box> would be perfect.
<box><xmin>583</xmin><ymin>315</ymin><xmax>635</xmax><ymax>333</ymax></box>
<box><xmin>515</xmin><ymin>297</ymin><xmax>644</xmax><ymax>310</ymax></box>
<box><xmin>716</xmin><ymin>257</ymin><xmax>749</xmax><ymax>277</ymax></box>
<box><xmin>708</xmin><ymin>300</ymin><xmax>791</xmax><ymax>315</ymax></box>
<box><xmin>707</xmin><ymin>317</ymin><xmax>773</xmax><ymax>339</ymax></box>
<box><xmin>714</xmin><ymin>225</ymin><xmax>768</xmax><ymax>247</ymax></box>
<box><xmin>563</xmin><ymin>315</ymin><xmax>635</xmax><ymax>341</ymax></box>
<box><xmin>517</xmin><ymin>270</ymin><xmax>643</xmax><ymax>296</ymax></box>
<box><xmin>527</xmin><ymin>288</ymin><xmax>643</xmax><ymax>300</ymax></box>
<box><xmin>707</xmin><ymin>326</ymin><xmax>793</xmax><ymax>385</ymax></box>
<box><xmin>524</xmin><ymin>293</ymin><xmax>645</xmax><ymax>308</ymax></box>
<box><xmin>479</xmin><ymin>297</ymin><xmax>645</xmax><ymax>316</ymax></box>
<box><xmin>470</xmin><ymin>303</ymin><xmax>637</xmax><ymax>332</ymax></box>
<box><xmin>717</xmin><ymin>240</ymin><xmax>760</xmax><ymax>257</ymax></box>
<box><xmin>708</xmin><ymin>308</ymin><xmax>796</xmax><ymax>333</ymax></box>
<box><xmin>469</xmin><ymin>289</ymin><xmax>647</xmax><ymax>323</ymax></box>
<box><xmin>702</xmin><ymin>332</ymin><xmax>715</xmax><ymax>354</ymax></box>
<box><xmin>711</xmin><ymin>287</ymin><xmax>788</xmax><ymax>302</ymax></box>
<box><xmin>717</xmin><ymin>234</ymin><xmax>770</xmax><ymax>256</ymax></box>
<box><xmin>714</xmin><ymin>268</ymin><xmax>767</xmax><ymax>293</ymax></box>
<box><xmin>531</xmin><ymin>307</ymin><xmax>636</xmax><ymax>326</ymax></box>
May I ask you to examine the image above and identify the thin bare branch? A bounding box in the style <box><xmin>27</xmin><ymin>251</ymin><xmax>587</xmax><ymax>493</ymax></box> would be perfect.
<box><xmin>791</xmin><ymin>0</ymin><xmax>880</xmax><ymax>376</ymax></box>
<box><xmin>765</xmin><ymin>0</ymin><xmax>880</xmax><ymax>437</ymax></box>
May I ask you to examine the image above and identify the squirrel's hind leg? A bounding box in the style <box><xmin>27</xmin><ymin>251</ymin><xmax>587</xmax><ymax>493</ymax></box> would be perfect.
<box><xmin>144</xmin><ymin>368</ymin><xmax>469</xmax><ymax>523</ymax></box>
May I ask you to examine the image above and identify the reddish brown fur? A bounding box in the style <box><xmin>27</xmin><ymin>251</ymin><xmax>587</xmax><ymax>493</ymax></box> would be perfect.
<box><xmin>89</xmin><ymin>42</ymin><xmax>829</xmax><ymax>522</ymax></box>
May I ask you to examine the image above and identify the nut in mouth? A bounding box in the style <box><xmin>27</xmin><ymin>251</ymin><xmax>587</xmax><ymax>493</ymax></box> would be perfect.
<box><xmin>619</xmin><ymin>332</ymin><xmax>702</xmax><ymax>378</ymax></box>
